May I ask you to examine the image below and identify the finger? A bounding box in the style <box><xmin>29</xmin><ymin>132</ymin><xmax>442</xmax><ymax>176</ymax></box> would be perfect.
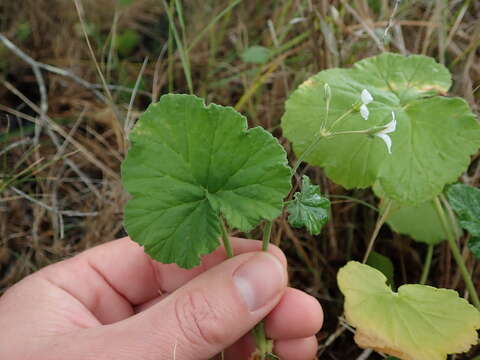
<box><xmin>137</xmin><ymin>287</ymin><xmax>323</xmax><ymax>351</ymax></box>
<box><xmin>264</xmin><ymin>288</ymin><xmax>323</xmax><ymax>340</ymax></box>
<box><xmin>67</xmin><ymin>251</ymin><xmax>288</xmax><ymax>360</ymax></box>
<box><xmin>154</xmin><ymin>237</ymin><xmax>286</xmax><ymax>293</ymax></box>
<box><xmin>274</xmin><ymin>336</ymin><xmax>318</xmax><ymax>360</ymax></box>
<box><xmin>38</xmin><ymin>237</ymin><xmax>286</xmax><ymax>324</ymax></box>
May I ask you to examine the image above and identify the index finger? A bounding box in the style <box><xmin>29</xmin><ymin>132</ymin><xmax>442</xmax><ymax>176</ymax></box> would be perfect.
<box><xmin>43</xmin><ymin>236</ymin><xmax>286</xmax><ymax>309</ymax></box>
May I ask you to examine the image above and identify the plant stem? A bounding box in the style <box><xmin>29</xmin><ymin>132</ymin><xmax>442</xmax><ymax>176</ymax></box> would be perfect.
<box><xmin>220</xmin><ymin>219</ymin><xmax>233</xmax><ymax>258</ymax></box>
<box><xmin>253</xmin><ymin>322</ymin><xmax>273</xmax><ymax>359</ymax></box>
<box><xmin>434</xmin><ymin>196</ymin><xmax>480</xmax><ymax>309</ymax></box>
<box><xmin>328</xmin><ymin>108</ymin><xmax>354</xmax><ymax>130</ymax></box>
<box><xmin>291</xmin><ymin>135</ymin><xmax>323</xmax><ymax>174</ymax></box>
<box><xmin>440</xmin><ymin>193</ymin><xmax>462</xmax><ymax>239</ymax></box>
<box><xmin>262</xmin><ymin>221</ymin><xmax>273</xmax><ymax>251</ymax></box>
<box><xmin>252</xmin><ymin>220</ymin><xmax>275</xmax><ymax>359</ymax></box>
<box><xmin>329</xmin><ymin>129</ymin><xmax>371</xmax><ymax>137</ymax></box>
<box><xmin>420</xmin><ymin>244</ymin><xmax>434</xmax><ymax>285</ymax></box>
<box><xmin>362</xmin><ymin>199</ymin><xmax>392</xmax><ymax>263</ymax></box>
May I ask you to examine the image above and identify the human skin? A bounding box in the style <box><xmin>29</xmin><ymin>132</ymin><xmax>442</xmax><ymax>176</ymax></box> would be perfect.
<box><xmin>0</xmin><ymin>237</ymin><xmax>323</xmax><ymax>360</ymax></box>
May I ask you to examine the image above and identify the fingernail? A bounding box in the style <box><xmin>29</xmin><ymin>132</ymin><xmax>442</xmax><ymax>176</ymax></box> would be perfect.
<box><xmin>233</xmin><ymin>252</ymin><xmax>286</xmax><ymax>312</ymax></box>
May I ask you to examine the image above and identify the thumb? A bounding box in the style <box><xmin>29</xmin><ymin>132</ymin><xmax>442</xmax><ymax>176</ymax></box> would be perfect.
<box><xmin>84</xmin><ymin>251</ymin><xmax>287</xmax><ymax>360</ymax></box>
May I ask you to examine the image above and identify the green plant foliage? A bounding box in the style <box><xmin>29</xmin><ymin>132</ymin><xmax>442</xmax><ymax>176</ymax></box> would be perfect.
<box><xmin>338</xmin><ymin>261</ymin><xmax>480</xmax><ymax>360</ymax></box>
<box><xmin>385</xmin><ymin>199</ymin><xmax>445</xmax><ymax>245</ymax></box>
<box><xmin>366</xmin><ymin>251</ymin><xmax>394</xmax><ymax>286</ymax></box>
<box><xmin>116</xmin><ymin>29</ymin><xmax>140</xmax><ymax>57</ymax></box>
<box><xmin>282</xmin><ymin>53</ymin><xmax>480</xmax><ymax>204</ymax></box>
<box><xmin>447</xmin><ymin>183</ymin><xmax>480</xmax><ymax>236</ymax></box>
<box><xmin>118</xmin><ymin>0</ymin><xmax>134</xmax><ymax>6</ymax></box>
<box><xmin>287</xmin><ymin>175</ymin><xmax>330</xmax><ymax>235</ymax></box>
<box><xmin>468</xmin><ymin>237</ymin><xmax>480</xmax><ymax>260</ymax></box>
<box><xmin>15</xmin><ymin>22</ymin><xmax>31</xmax><ymax>42</ymax></box>
<box><xmin>241</xmin><ymin>45</ymin><xmax>271</xmax><ymax>64</ymax></box>
<box><xmin>122</xmin><ymin>94</ymin><xmax>291</xmax><ymax>268</ymax></box>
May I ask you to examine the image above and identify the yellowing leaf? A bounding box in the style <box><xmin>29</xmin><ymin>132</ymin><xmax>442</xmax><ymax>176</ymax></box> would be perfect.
<box><xmin>337</xmin><ymin>261</ymin><xmax>480</xmax><ymax>360</ymax></box>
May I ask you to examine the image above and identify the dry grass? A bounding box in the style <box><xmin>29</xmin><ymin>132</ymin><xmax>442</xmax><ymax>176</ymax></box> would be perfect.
<box><xmin>1</xmin><ymin>0</ymin><xmax>479</xmax><ymax>358</ymax></box>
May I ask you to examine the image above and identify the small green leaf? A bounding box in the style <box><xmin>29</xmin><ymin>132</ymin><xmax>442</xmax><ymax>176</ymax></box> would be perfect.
<box><xmin>122</xmin><ymin>94</ymin><xmax>291</xmax><ymax>268</ymax></box>
<box><xmin>282</xmin><ymin>53</ymin><xmax>480</xmax><ymax>204</ymax></box>
<box><xmin>366</xmin><ymin>251</ymin><xmax>394</xmax><ymax>286</ymax></box>
<box><xmin>338</xmin><ymin>261</ymin><xmax>480</xmax><ymax>360</ymax></box>
<box><xmin>118</xmin><ymin>0</ymin><xmax>134</xmax><ymax>6</ymax></box>
<box><xmin>467</xmin><ymin>237</ymin><xmax>480</xmax><ymax>260</ymax></box>
<box><xmin>241</xmin><ymin>45</ymin><xmax>271</xmax><ymax>64</ymax></box>
<box><xmin>447</xmin><ymin>183</ymin><xmax>480</xmax><ymax>237</ymax></box>
<box><xmin>16</xmin><ymin>22</ymin><xmax>31</xmax><ymax>42</ymax></box>
<box><xmin>116</xmin><ymin>29</ymin><xmax>140</xmax><ymax>57</ymax></box>
<box><xmin>287</xmin><ymin>175</ymin><xmax>330</xmax><ymax>235</ymax></box>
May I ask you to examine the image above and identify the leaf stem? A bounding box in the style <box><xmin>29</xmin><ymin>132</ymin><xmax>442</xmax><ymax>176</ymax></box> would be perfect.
<box><xmin>220</xmin><ymin>219</ymin><xmax>234</xmax><ymax>258</ymax></box>
<box><xmin>419</xmin><ymin>244</ymin><xmax>434</xmax><ymax>285</ymax></box>
<box><xmin>329</xmin><ymin>129</ymin><xmax>371</xmax><ymax>136</ymax></box>
<box><xmin>328</xmin><ymin>108</ymin><xmax>354</xmax><ymax>130</ymax></box>
<box><xmin>291</xmin><ymin>135</ymin><xmax>324</xmax><ymax>174</ymax></box>
<box><xmin>251</xmin><ymin>220</ymin><xmax>276</xmax><ymax>359</ymax></box>
<box><xmin>362</xmin><ymin>199</ymin><xmax>392</xmax><ymax>263</ymax></box>
<box><xmin>262</xmin><ymin>221</ymin><xmax>273</xmax><ymax>251</ymax></box>
<box><xmin>434</xmin><ymin>196</ymin><xmax>480</xmax><ymax>309</ymax></box>
<box><xmin>253</xmin><ymin>322</ymin><xmax>274</xmax><ymax>359</ymax></box>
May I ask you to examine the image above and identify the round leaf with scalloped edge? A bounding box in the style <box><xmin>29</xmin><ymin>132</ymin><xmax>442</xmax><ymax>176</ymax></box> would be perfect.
<box><xmin>122</xmin><ymin>94</ymin><xmax>292</xmax><ymax>268</ymax></box>
<box><xmin>282</xmin><ymin>53</ymin><xmax>480</xmax><ymax>204</ymax></box>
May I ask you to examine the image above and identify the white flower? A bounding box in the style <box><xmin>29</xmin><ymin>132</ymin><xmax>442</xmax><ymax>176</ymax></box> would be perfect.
<box><xmin>361</xmin><ymin>89</ymin><xmax>373</xmax><ymax>105</ymax></box>
<box><xmin>359</xmin><ymin>89</ymin><xmax>373</xmax><ymax>120</ymax></box>
<box><xmin>360</xmin><ymin>104</ymin><xmax>369</xmax><ymax>120</ymax></box>
<box><xmin>375</xmin><ymin>112</ymin><xmax>397</xmax><ymax>154</ymax></box>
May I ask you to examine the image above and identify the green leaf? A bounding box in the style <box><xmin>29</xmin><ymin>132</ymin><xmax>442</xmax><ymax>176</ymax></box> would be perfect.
<box><xmin>118</xmin><ymin>0</ymin><xmax>134</xmax><ymax>6</ymax></box>
<box><xmin>385</xmin><ymin>199</ymin><xmax>446</xmax><ymax>245</ymax></box>
<box><xmin>16</xmin><ymin>22</ymin><xmax>31</xmax><ymax>42</ymax></box>
<box><xmin>338</xmin><ymin>261</ymin><xmax>480</xmax><ymax>360</ymax></box>
<box><xmin>282</xmin><ymin>53</ymin><xmax>480</xmax><ymax>204</ymax></box>
<box><xmin>122</xmin><ymin>94</ymin><xmax>291</xmax><ymax>268</ymax></box>
<box><xmin>287</xmin><ymin>175</ymin><xmax>330</xmax><ymax>235</ymax></box>
<box><xmin>115</xmin><ymin>29</ymin><xmax>140</xmax><ymax>57</ymax></box>
<box><xmin>468</xmin><ymin>237</ymin><xmax>480</xmax><ymax>260</ymax></box>
<box><xmin>374</xmin><ymin>183</ymin><xmax>447</xmax><ymax>245</ymax></box>
<box><xmin>447</xmin><ymin>183</ymin><xmax>480</xmax><ymax>237</ymax></box>
<box><xmin>366</xmin><ymin>251</ymin><xmax>394</xmax><ymax>286</ymax></box>
<box><xmin>241</xmin><ymin>45</ymin><xmax>271</xmax><ymax>64</ymax></box>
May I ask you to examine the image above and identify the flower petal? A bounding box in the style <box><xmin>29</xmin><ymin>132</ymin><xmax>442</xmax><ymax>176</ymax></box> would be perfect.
<box><xmin>376</xmin><ymin>133</ymin><xmax>392</xmax><ymax>154</ymax></box>
<box><xmin>361</xmin><ymin>89</ymin><xmax>373</xmax><ymax>104</ymax></box>
<box><xmin>360</xmin><ymin>104</ymin><xmax>369</xmax><ymax>120</ymax></box>
<box><xmin>384</xmin><ymin>118</ymin><xmax>397</xmax><ymax>134</ymax></box>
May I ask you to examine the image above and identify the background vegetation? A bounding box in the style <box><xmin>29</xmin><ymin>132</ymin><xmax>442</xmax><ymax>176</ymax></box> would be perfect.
<box><xmin>1</xmin><ymin>0</ymin><xmax>479</xmax><ymax>358</ymax></box>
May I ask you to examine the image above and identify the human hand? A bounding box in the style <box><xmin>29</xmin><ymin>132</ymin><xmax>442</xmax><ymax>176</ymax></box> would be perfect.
<box><xmin>0</xmin><ymin>237</ymin><xmax>323</xmax><ymax>359</ymax></box>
